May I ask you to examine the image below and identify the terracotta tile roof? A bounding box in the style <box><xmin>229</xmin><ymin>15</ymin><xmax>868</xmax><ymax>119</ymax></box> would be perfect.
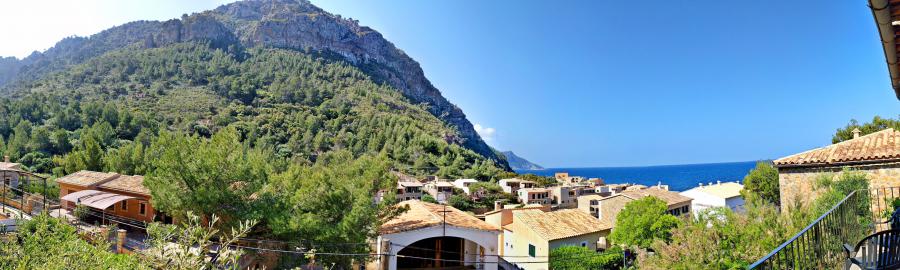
<box><xmin>620</xmin><ymin>188</ymin><xmax>692</xmax><ymax>206</ymax></box>
<box><xmin>55</xmin><ymin>170</ymin><xmax>120</xmax><ymax>187</ymax></box>
<box><xmin>379</xmin><ymin>200</ymin><xmax>499</xmax><ymax>235</ymax></box>
<box><xmin>99</xmin><ymin>175</ymin><xmax>150</xmax><ymax>196</ymax></box>
<box><xmin>509</xmin><ymin>209</ymin><xmax>611</xmax><ymax>241</ymax></box>
<box><xmin>774</xmin><ymin>129</ymin><xmax>900</xmax><ymax>168</ymax></box>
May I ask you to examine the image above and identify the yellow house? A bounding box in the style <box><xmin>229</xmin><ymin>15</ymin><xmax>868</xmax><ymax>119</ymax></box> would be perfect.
<box><xmin>486</xmin><ymin>208</ymin><xmax>612</xmax><ymax>270</ymax></box>
<box><xmin>577</xmin><ymin>187</ymin><xmax>693</xmax><ymax>225</ymax></box>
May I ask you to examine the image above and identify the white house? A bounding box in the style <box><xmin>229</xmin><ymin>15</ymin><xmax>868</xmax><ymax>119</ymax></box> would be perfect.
<box><xmin>370</xmin><ymin>200</ymin><xmax>500</xmax><ymax>270</ymax></box>
<box><xmin>499</xmin><ymin>178</ymin><xmax>537</xmax><ymax>194</ymax></box>
<box><xmin>452</xmin><ymin>179</ymin><xmax>479</xmax><ymax>195</ymax></box>
<box><xmin>679</xmin><ymin>181</ymin><xmax>745</xmax><ymax>215</ymax></box>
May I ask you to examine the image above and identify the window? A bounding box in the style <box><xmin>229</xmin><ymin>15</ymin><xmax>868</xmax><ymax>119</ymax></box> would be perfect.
<box><xmin>139</xmin><ymin>203</ymin><xmax>147</xmax><ymax>216</ymax></box>
<box><xmin>528</xmin><ymin>244</ymin><xmax>536</xmax><ymax>257</ymax></box>
<box><xmin>682</xmin><ymin>205</ymin><xmax>689</xmax><ymax>213</ymax></box>
<box><xmin>121</xmin><ymin>201</ymin><xmax>128</xmax><ymax>211</ymax></box>
<box><xmin>581</xmin><ymin>241</ymin><xmax>588</xmax><ymax>247</ymax></box>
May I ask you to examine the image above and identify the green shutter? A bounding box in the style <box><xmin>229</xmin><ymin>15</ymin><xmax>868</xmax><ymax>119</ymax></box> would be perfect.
<box><xmin>528</xmin><ymin>244</ymin><xmax>536</xmax><ymax>257</ymax></box>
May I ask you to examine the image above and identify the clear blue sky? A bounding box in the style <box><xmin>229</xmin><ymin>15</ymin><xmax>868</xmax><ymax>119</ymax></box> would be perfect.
<box><xmin>0</xmin><ymin>0</ymin><xmax>897</xmax><ymax>168</ymax></box>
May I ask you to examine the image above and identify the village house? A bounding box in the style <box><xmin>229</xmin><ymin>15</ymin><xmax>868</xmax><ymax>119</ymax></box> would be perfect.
<box><xmin>549</xmin><ymin>185</ymin><xmax>578</xmax><ymax>208</ymax></box>
<box><xmin>424</xmin><ymin>180</ymin><xmax>455</xmax><ymax>203</ymax></box>
<box><xmin>553</xmin><ymin>172</ymin><xmax>585</xmax><ymax>186</ymax></box>
<box><xmin>451</xmin><ymin>178</ymin><xmax>478</xmax><ymax>195</ymax></box>
<box><xmin>396</xmin><ymin>181</ymin><xmax>423</xmax><ymax>201</ymax></box>
<box><xmin>485</xmin><ymin>207</ymin><xmax>612</xmax><ymax>270</ymax></box>
<box><xmin>680</xmin><ymin>181</ymin><xmax>745</xmax><ymax>215</ymax></box>
<box><xmin>499</xmin><ymin>178</ymin><xmax>537</xmax><ymax>194</ymax></box>
<box><xmin>0</xmin><ymin>156</ymin><xmax>27</xmax><ymax>189</ymax></box>
<box><xmin>370</xmin><ymin>200</ymin><xmax>500</xmax><ymax>270</ymax></box>
<box><xmin>57</xmin><ymin>170</ymin><xmax>160</xmax><ymax>224</ymax></box>
<box><xmin>577</xmin><ymin>187</ymin><xmax>692</xmax><ymax>225</ymax></box>
<box><xmin>517</xmin><ymin>187</ymin><xmax>551</xmax><ymax>206</ymax></box>
<box><xmin>775</xmin><ymin>128</ymin><xmax>900</xmax><ymax>208</ymax></box>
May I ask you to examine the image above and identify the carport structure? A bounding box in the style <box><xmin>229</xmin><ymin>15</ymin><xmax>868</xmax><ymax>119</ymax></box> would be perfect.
<box><xmin>61</xmin><ymin>189</ymin><xmax>137</xmax><ymax>222</ymax></box>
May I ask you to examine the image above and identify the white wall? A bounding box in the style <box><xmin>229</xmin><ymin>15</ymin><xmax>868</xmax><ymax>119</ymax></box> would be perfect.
<box><xmin>377</xmin><ymin>225</ymin><xmax>500</xmax><ymax>270</ymax></box>
<box><xmin>680</xmin><ymin>189</ymin><xmax>726</xmax><ymax>215</ymax></box>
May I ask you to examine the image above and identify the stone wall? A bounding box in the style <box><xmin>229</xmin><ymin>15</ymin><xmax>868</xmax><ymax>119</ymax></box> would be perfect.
<box><xmin>778</xmin><ymin>162</ymin><xmax>900</xmax><ymax>209</ymax></box>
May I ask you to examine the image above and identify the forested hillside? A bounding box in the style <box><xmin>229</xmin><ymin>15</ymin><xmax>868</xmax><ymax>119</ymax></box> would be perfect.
<box><xmin>0</xmin><ymin>43</ymin><xmax>506</xmax><ymax>179</ymax></box>
<box><xmin>0</xmin><ymin>0</ymin><xmax>509</xmax><ymax>170</ymax></box>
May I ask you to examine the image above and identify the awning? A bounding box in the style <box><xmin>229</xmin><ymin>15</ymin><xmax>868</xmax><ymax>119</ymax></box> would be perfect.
<box><xmin>61</xmin><ymin>189</ymin><xmax>136</xmax><ymax>210</ymax></box>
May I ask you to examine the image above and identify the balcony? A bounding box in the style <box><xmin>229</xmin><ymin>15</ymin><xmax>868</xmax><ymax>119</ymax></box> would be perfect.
<box><xmin>749</xmin><ymin>187</ymin><xmax>900</xmax><ymax>269</ymax></box>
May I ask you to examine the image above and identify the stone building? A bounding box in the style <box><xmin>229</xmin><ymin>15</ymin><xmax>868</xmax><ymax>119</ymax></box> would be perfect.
<box><xmin>775</xmin><ymin>128</ymin><xmax>900</xmax><ymax>209</ymax></box>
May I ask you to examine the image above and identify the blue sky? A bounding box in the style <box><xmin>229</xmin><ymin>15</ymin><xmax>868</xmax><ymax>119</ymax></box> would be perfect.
<box><xmin>0</xmin><ymin>0</ymin><xmax>897</xmax><ymax>168</ymax></box>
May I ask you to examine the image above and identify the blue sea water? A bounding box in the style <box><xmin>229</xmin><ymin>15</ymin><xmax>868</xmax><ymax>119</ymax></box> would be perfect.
<box><xmin>516</xmin><ymin>161</ymin><xmax>761</xmax><ymax>192</ymax></box>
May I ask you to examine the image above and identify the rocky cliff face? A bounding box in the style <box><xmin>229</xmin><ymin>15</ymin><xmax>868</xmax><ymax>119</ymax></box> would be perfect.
<box><xmin>0</xmin><ymin>0</ymin><xmax>508</xmax><ymax>169</ymax></box>
<box><xmin>502</xmin><ymin>151</ymin><xmax>544</xmax><ymax>171</ymax></box>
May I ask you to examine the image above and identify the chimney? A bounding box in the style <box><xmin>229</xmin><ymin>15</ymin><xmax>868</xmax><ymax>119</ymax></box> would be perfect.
<box><xmin>699</xmin><ymin>183</ymin><xmax>704</xmax><ymax>187</ymax></box>
<box><xmin>852</xmin><ymin>128</ymin><xmax>861</xmax><ymax>139</ymax></box>
<box><xmin>494</xmin><ymin>200</ymin><xmax>503</xmax><ymax>211</ymax></box>
<box><xmin>3</xmin><ymin>156</ymin><xmax>8</xmax><ymax>163</ymax></box>
<box><xmin>717</xmin><ymin>180</ymin><xmax>721</xmax><ymax>185</ymax></box>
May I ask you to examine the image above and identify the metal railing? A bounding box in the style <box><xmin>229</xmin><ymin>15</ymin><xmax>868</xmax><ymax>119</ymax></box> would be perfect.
<box><xmin>747</xmin><ymin>187</ymin><xmax>900</xmax><ymax>269</ymax></box>
<box><xmin>748</xmin><ymin>189</ymin><xmax>874</xmax><ymax>269</ymax></box>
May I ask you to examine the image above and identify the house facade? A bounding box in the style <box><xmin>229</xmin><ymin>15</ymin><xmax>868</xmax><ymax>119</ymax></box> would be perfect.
<box><xmin>680</xmin><ymin>181</ymin><xmax>745</xmax><ymax>214</ymax></box>
<box><xmin>370</xmin><ymin>200</ymin><xmax>500</xmax><ymax>270</ymax></box>
<box><xmin>57</xmin><ymin>170</ymin><xmax>158</xmax><ymax>223</ymax></box>
<box><xmin>452</xmin><ymin>179</ymin><xmax>478</xmax><ymax>195</ymax></box>
<box><xmin>499</xmin><ymin>178</ymin><xmax>536</xmax><ymax>194</ymax></box>
<box><xmin>0</xmin><ymin>156</ymin><xmax>26</xmax><ymax>189</ymax></box>
<box><xmin>577</xmin><ymin>187</ymin><xmax>692</xmax><ymax>225</ymax></box>
<box><xmin>424</xmin><ymin>181</ymin><xmax>455</xmax><ymax>202</ymax></box>
<box><xmin>486</xmin><ymin>208</ymin><xmax>611</xmax><ymax>270</ymax></box>
<box><xmin>775</xmin><ymin>128</ymin><xmax>900</xmax><ymax>209</ymax></box>
<box><xmin>517</xmin><ymin>188</ymin><xmax>551</xmax><ymax>205</ymax></box>
<box><xmin>396</xmin><ymin>181</ymin><xmax>423</xmax><ymax>201</ymax></box>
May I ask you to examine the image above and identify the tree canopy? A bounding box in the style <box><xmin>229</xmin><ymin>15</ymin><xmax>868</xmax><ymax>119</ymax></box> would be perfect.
<box><xmin>550</xmin><ymin>246</ymin><xmax>624</xmax><ymax>270</ymax></box>
<box><xmin>833</xmin><ymin>115</ymin><xmax>900</xmax><ymax>143</ymax></box>
<box><xmin>609</xmin><ymin>197</ymin><xmax>680</xmax><ymax>249</ymax></box>
<box><xmin>742</xmin><ymin>161</ymin><xmax>780</xmax><ymax>206</ymax></box>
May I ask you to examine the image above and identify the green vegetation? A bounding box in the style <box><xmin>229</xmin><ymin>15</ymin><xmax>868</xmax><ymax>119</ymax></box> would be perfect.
<box><xmin>550</xmin><ymin>246</ymin><xmax>624</xmax><ymax>270</ymax></box>
<box><xmin>0</xmin><ymin>213</ymin><xmax>254</xmax><ymax>270</ymax></box>
<box><xmin>0</xmin><ymin>41</ymin><xmax>521</xmax><ymax>268</ymax></box>
<box><xmin>742</xmin><ymin>161</ymin><xmax>780</xmax><ymax>206</ymax></box>
<box><xmin>0</xmin><ymin>214</ymin><xmax>147</xmax><ymax>270</ymax></box>
<box><xmin>0</xmin><ymin>42</ymin><xmax>506</xmax><ymax>180</ymax></box>
<box><xmin>640</xmin><ymin>169</ymin><xmax>870</xmax><ymax>269</ymax></box>
<box><xmin>609</xmin><ymin>197</ymin><xmax>680</xmax><ymax>249</ymax></box>
<box><xmin>833</xmin><ymin>115</ymin><xmax>900</xmax><ymax>143</ymax></box>
<box><xmin>517</xmin><ymin>173</ymin><xmax>557</xmax><ymax>187</ymax></box>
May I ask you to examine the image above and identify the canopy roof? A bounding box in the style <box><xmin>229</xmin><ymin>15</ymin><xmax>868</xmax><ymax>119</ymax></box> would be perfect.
<box><xmin>61</xmin><ymin>189</ymin><xmax>136</xmax><ymax>210</ymax></box>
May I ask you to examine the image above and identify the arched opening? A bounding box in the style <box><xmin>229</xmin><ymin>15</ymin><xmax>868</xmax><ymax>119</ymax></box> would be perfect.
<box><xmin>396</xmin><ymin>236</ymin><xmax>486</xmax><ymax>270</ymax></box>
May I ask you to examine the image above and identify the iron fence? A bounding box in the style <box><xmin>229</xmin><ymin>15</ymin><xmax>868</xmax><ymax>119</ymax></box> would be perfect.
<box><xmin>748</xmin><ymin>187</ymin><xmax>900</xmax><ymax>269</ymax></box>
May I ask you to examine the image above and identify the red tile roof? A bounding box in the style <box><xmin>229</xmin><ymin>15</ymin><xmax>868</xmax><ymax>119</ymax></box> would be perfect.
<box><xmin>774</xmin><ymin>128</ymin><xmax>900</xmax><ymax>168</ymax></box>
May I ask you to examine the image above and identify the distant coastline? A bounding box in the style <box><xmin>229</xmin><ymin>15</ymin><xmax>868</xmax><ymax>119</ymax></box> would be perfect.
<box><xmin>516</xmin><ymin>160</ymin><xmax>762</xmax><ymax>192</ymax></box>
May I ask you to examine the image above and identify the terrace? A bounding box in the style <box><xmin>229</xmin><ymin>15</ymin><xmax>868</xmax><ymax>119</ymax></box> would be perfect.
<box><xmin>749</xmin><ymin>187</ymin><xmax>900</xmax><ymax>269</ymax></box>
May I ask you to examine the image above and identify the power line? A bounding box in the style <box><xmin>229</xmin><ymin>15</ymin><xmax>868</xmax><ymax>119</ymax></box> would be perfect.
<box><xmin>0</xmin><ymin>183</ymin><xmax>620</xmax><ymax>266</ymax></box>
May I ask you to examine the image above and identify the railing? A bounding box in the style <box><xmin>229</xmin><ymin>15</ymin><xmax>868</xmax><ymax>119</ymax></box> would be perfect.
<box><xmin>748</xmin><ymin>189</ymin><xmax>874</xmax><ymax>269</ymax></box>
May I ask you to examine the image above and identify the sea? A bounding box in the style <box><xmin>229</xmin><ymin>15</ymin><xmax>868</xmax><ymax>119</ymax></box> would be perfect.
<box><xmin>516</xmin><ymin>161</ymin><xmax>760</xmax><ymax>192</ymax></box>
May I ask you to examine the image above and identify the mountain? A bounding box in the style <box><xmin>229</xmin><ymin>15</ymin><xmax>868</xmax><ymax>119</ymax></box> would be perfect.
<box><xmin>502</xmin><ymin>151</ymin><xmax>544</xmax><ymax>170</ymax></box>
<box><xmin>0</xmin><ymin>0</ymin><xmax>510</xmax><ymax>176</ymax></box>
